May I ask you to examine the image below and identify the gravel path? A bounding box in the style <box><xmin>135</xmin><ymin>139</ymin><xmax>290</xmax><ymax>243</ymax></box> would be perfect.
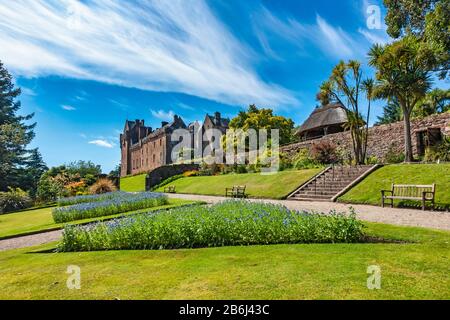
<box><xmin>0</xmin><ymin>230</ymin><xmax>62</xmax><ymax>252</ymax></box>
<box><xmin>1</xmin><ymin>194</ymin><xmax>449</xmax><ymax>252</ymax></box>
<box><xmin>167</xmin><ymin>194</ymin><xmax>450</xmax><ymax>231</ymax></box>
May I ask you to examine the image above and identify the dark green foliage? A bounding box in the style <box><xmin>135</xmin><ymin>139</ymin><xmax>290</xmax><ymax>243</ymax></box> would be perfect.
<box><xmin>376</xmin><ymin>97</ymin><xmax>402</xmax><ymax>125</ymax></box>
<box><xmin>0</xmin><ymin>60</ymin><xmax>39</xmax><ymax>193</ymax></box>
<box><xmin>383</xmin><ymin>0</ymin><xmax>449</xmax><ymax>79</ymax></box>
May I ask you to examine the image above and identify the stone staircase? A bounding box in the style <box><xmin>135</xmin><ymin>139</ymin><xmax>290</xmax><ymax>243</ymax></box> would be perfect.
<box><xmin>288</xmin><ymin>165</ymin><xmax>378</xmax><ymax>202</ymax></box>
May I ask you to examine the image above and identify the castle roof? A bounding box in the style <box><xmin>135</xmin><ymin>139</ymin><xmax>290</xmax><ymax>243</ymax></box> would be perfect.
<box><xmin>296</xmin><ymin>103</ymin><xmax>348</xmax><ymax>135</ymax></box>
<box><xmin>205</xmin><ymin>113</ymin><xmax>230</xmax><ymax>128</ymax></box>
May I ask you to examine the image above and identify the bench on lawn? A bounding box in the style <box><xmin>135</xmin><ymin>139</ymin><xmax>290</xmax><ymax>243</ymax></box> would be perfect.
<box><xmin>225</xmin><ymin>185</ymin><xmax>248</xmax><ymax>198</ymax></box>
<box><xmin>381</xmin><ymin>184</ymin><xmax>436</xmax><ymax>211</ymax></box>
<box><xmin>164</xmin><ymin>185</ymin><xmax>176</xmax><ymax>193</ymax></box>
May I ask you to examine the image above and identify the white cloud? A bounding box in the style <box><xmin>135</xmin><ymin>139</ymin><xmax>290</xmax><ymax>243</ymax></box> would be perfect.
<box><xmin>20</xmin><ymin>87</ymin><xmax>37</xmax><ymax>96</ymax></box>
<box><xmin>254</xmin><ymin>8</ymin><xmax>369</xmax><ymax>60</ymax></box>
<box><xmin>358</xmin><ymin>28</ymin><xmax>389</xmax><ymax>45</ymax></box>
<box><xmin>151</xmin><ymin>109</ymin><xmax>175</xmax><ymax>121</ymax></box>
<box><xmin>88</xmin><ymin>139</ymin><xmax>115</xmax><ymax>148</ymax></box>
<box><xmin>61</xmin><ymin>104</ymin><xmax>76</xmax><ymax>111</ymax></box>
<box><xmin>315</xmin><ymin>15</ymin><xmax>355</xmax><ymax>58</ymax></box>
<box><xmin>0</xmin><ymin>0</ymin><xmax>297</xmax><ymax>107</ymax></box>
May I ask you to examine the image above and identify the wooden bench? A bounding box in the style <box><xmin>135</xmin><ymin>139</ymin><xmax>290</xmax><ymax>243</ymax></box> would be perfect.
<box><xmin>164</xmin><ymin>185</ymin><xmax>176</xmax><ymax>193</ymax></box>
<box><xmin>381</xmin><ymin>184</ymin><xmax>436</xmax><ymax>210</ymax></box>
<box><xmin>225</xmin><ymin>186</ymin><xmax>248</xmax><ymax>198</ymax></box>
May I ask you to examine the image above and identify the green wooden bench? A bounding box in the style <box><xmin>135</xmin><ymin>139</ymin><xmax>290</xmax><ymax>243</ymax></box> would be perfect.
<box><xmin>381</xmin><ymin>184</ymin><xmax>436</xmax><ymax>211</ymax></box>
<box><xmin>225</xmin><ymin>186</ymin><xmax>248</xmax><ymax>198</ymax></box>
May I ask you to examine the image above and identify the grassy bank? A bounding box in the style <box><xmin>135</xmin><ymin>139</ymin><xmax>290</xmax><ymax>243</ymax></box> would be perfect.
<box><xmin>120</xmin><ymin>174</ymin><xmax>146</xmax><ymax>192</ymax></box>
<box><xmin>0</xmin><ymin>222</ymin><xmax>448</xmax><ymax>299</ymax></box>
<box><xmin>155</xmin><ymin>169</ymin><xmax>322</xmax><ymax>199</ymax></box>
<box><xmin>339</xmin><ymin>163</ymin><xmax>450</xmax><ymax>209</ymax></box>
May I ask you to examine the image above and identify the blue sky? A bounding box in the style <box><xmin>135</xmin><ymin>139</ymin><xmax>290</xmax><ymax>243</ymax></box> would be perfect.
<box><xmin>1</xmin><ymin>0</ymin><xmax>442</xmax><ymax>172</ymax></box>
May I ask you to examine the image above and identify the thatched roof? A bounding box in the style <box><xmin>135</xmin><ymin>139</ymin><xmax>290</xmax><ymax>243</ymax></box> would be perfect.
<box><xmin>296</xmin><ymin>103</ymin><xmax>347</xmax><ymax>135</ymax></box>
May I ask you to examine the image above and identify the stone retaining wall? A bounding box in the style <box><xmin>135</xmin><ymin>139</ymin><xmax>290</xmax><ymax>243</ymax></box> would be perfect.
<box><xmin>145</xmin><ymin>163</ymin><xmax>200</xmax><ymax>190</ymax></box>
<box><xmin>281</xmin><ymin>113</ymin><xmax>450</xmax><ymax>161</ymax></box>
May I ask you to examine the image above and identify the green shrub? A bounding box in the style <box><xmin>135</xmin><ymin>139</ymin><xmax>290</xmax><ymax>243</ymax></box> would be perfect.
<box><xmin>150</xmin><ymin>174</ymin><xmax>183</xmax><ymax>191</ymax></box>
<box><xmin>424</xmin><ymin>136</ymin><xmax>450</xmax><ymax>162</ymax></box>
<box><xmin>384</xmin><ymin>144</ymin><xmax>405</xmax><ymax>163</ymax></box>
<box><xmin>292</xmin><ymin>148</ymin><xmax>320</xmax><ymax>169</ymax></box>
<box><xmin>59</xmin><ymin>201</ymin><xmax>365</xmax><ymax>251</ymax></box>
<box><xmin>0</xmin><ymin>187</ymin><xmax>32</xmax><ymax>214</ymax></box>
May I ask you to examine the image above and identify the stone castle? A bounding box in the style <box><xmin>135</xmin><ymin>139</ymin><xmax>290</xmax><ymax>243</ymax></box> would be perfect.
<box><xmin>120</xmin><ymin>104</ymin><xmax>450</xmax><ymax>177</ymax></box>
<box><xmin>120</xmin><ymin>112</ymin><xmax>229</xmax><ymax>177</ymax></box>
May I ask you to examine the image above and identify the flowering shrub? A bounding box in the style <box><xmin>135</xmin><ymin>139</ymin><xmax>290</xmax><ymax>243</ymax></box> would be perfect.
<box><xmin>65</xmin><ymin>181</ymin><xmax>87</xmax><ymax>197</ymax></box>
<box><xmin>53</xmin><ymin>192</ymin><xmax>168</xmax><ymax>223</ymax></box>
<box><xmin>183</xmin><ymin>170</ymin><xmax>199</xmax><ymax>177</ymax></box>
<box><xmin>59</xmin><ymin>200</ymin><xmax>365</xmax><ymax>251</ymax></box>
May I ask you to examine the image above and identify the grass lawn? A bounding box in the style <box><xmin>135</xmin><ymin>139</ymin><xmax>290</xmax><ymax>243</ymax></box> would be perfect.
<box><xmin>0</xmin><ymin>222</ymin><xmax>448</xmax><ymax>299</ymax></box>
<box><xmin>339</xmin><ymin>163</ymin><xmax>450</xmax><ymax>209</ymax></box>
<box><xmin>0</xmin><ymin>198</ymin><xmax>199</xmax><ymax>239</ymax></box>
<box><xmin>155</xmin><ymin>169</ymin><xmax>322</xmax><ymax>199</ymax></box>
<box><xmin>120</xmin><ymin>174</ymin><xmax>146</xmax><ymax>192</ymax></box>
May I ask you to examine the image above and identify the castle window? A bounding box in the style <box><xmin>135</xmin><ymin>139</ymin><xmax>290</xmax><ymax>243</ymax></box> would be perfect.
<box><xmin>153</xmin><ymin>154</ymin><xmax>155</xmax><ymax>163</ymax></box>
<box><xmin>160</xmin><ymin>139</ymin><xmax>162</xmax><ymax>146</ymax></box>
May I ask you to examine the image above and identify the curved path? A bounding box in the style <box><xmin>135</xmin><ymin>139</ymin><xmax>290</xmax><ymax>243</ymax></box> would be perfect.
<box><xmin>1</xmin><ymin>195</ymin><xmax>449</xmax><ymax>252</ymax></box>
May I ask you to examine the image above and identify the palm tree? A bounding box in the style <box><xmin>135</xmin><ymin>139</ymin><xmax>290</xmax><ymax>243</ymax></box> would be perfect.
<box><xmin>319</xmin><ymin>60</ymin><xmax>372</xmax><ymax>164</ymax></box>
<box><xmin>368</xmin><ymin>36</ymin><xmax>433</xmax><ymax>162</ymax></box>
<box><xmin>361</xmin><ymin>78</ymin><xmax>374</xmax><ymax>161</ymax></box>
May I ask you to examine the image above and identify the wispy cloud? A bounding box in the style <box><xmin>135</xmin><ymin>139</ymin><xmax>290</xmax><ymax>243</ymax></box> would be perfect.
<box><xmin>61</xmin><ymin>104</ymin><xmax>76</xmax><ymax>111</ymax></box>
<box><xmin>254</xmin><ymin>8</ymin><xmax>369</xmax><ymax>60</ymax></box>
<box><xmin>88</xmin><ymin>139</ymin><xmax>115</xmax><ymax>148</ymax></box>
<box><xmin>20</xmin><ymin>87</ymin><xmax>37</xmax><ymax>96</ymax></box>
<box><xmin>151</xmin><ymin>109</ymin><xmax>175</xmax><ymax>121</ymax></box>
<box><xmin>0</xmin><ymin>0</ymin><xmax>297</xmax><ymax>107</ymax></box>
<box><xmin>358</xmin><ymin>28</ymin><xmax>389</xmax><ymax>45</ymax></box>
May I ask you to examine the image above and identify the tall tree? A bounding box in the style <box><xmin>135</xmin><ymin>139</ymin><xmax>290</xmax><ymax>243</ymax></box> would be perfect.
<box><xmin>319</xmin><ymin>60</ymin><xmax>372</xmax><ymax>164</ymax></box>
<box><xmin>0</xmin><ymin>61</ymin><xmax>36</xmax><ymax>191</ymax></box>
<box><xmin>228</xmin><ymin>105</ymin><xmax>295</xmax><ymax>145</ymax></box>
<box><xmin>384</xmin><ymin>0</ymin><xmax>449</xmax><ymax>79</ymax></box>
<box><xmin>18</xmin><ymin>149</ymin><xmax>48</xmax><ymax>198</ymax></box>
<box><xmin>362</xmin><ymin>78</ymin><xmax>374</xmax><ymax>161</ymax></box>
<box><xmin>413</xmin><ymin>88</ymin><xmax>450</xmax><ymax>117</ymax></box>
<box><xmin>376</xmin><ymin>97</ymin><xmax>403</xmax><ymax>125</ymax></box>
<box><xmin>369</xmin><ymin>36</ymin><xmax>433</xmax><ymax>162</ymax></box>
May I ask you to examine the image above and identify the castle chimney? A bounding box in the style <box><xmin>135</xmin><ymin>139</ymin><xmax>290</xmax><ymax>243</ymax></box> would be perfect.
<box><xmin>214</xmin><ymin>112</ymin><xmax>221</xmax><ymax>124</ymax></box>
<box><xmin>161</xmin><ymin>121</ymin><xmax>169</xmax><ymax>127</ymax></box>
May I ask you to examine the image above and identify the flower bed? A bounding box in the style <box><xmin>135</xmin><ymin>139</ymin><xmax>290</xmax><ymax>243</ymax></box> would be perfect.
<box><xmin>53</xmin><ymin>192</ymin><xmax>168</xmax><ymax>223</ymax></box>
<box><xmin>59</xmin><ymin>200</ymin><xmax>365</xmax><ymax>251</ymax></box>
<box><xmin>57</xmin><ymin>191</ymin><xmax>127</xmax><ymax>206</ymax></box>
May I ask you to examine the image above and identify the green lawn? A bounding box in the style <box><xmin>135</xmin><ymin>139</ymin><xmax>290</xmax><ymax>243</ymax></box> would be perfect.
<box><xmin>0</xmin><ymin>222</ymin><xmax>448</xmax><ymax>299</ymax></box>
<box><xmin>339</xmin><ymin>163</ymin><xmax>450</xmax><ymax>209</ymax></box>
<box><xmin>120</xmin><ymin>174</ymin><xmax>147</xmax><ymax>192</ymax></box>
<box><xmin>155</xmin><ymin>169</ymin><xmax>322</xmax><ymax>199</ymax></box>
<box><xmin>0</xmin><ymin>198</ymin><xmax>199</xmax><ymax>239</ymax></box>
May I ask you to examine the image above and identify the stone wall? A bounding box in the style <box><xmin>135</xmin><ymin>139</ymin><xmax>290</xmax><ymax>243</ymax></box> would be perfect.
<box><xmin>281</xmin><ymin>113</ymin><xmax>450</xmax><ymax>161</ymax></box>
<box><xmin>145</xmin><ymin>163</ymin><xmax>200</xmax><ymax>190</ymax></box>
